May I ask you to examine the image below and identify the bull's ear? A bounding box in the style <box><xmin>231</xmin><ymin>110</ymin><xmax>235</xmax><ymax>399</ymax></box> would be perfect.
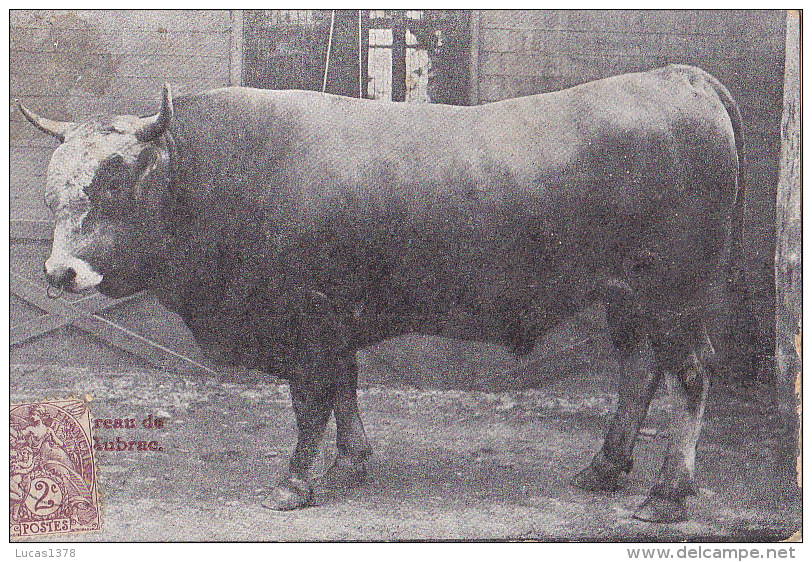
<box><xmin>18</xmin><ymin>101</ymin><xmax>74</xmax><ymax>141</ymax></box>
<box><xmin>135</xmin><ymin>83</ymin><xmax>174</xmax><ymax>143</ymax></box>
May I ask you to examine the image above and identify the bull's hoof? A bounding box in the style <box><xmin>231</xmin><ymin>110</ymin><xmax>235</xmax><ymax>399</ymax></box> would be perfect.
<box><xmin>633</xmin><ymin>494</ymin><xmax>688</xmax><ymax>523</ymax></box>
<box><xmin>261</xmin><ymin>476</ymin><xmax>313</xmax><ymax>511</ymax></box>
<box><xmin>572</xmin><ymin>464</ymin><xmax>621</xmax><ymax>492</ymax></box>
<box><xmin>319</xmin><ymin>457</ymin><xmax>368</xmax><ymax>490</ymax></box>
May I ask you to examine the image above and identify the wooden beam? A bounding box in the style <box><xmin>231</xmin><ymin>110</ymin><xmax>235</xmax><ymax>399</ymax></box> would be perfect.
<box><xmin>468</xmin><ymin>10</ymin><xmax>481</xmax><ymax>106</ymax></box>
<box><xmin>774</xmin><ymin>9</ymin><xmax>801</xmax><ymax>498</ymax></box>
<box><xmin>9</xmin><ymin>272</ymin><xmax>219</xmax><ymax>376</ymax></box>
<box><xmin>391</xmin><ymin>10</ymin><xmax>406</xmax><ymax>102</ymax></box>
<box><xmin>10</xmin><ymin>273</ymin><xmax>138</xmax><ymax>321</ymax></box>
<box><xmin>69</xmin><ymin>313</ymin><xmax>219</xmax><ymax>376</ymax></box>
<box><xmin>10</xmin><ymin>219</ymin><xmax>53</xmax><ymax>241</ymax></box>
<box><xmin>360</xmin><ymin>10</ymin><xmax>369</xmax><ymax>99</ymax></box>
<box><xmin>10</xmin><ymin>314</ymin><xmax>69</xmax><ymax>346</ymax></box>
<box><xmin>9</xmin><ymin>285</ymin><xmax>143</xmax><ymax>346</ymax></box>
<box><xmin>229</xmin><ymin>10</ymin><xmax>244</xmax><ymax>87</ymax></box>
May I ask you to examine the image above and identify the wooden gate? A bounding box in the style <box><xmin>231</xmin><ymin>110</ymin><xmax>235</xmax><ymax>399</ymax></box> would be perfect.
<box><xmin>10</xmin><ymin>235</ymin><xmax>218</xmax><ymax>376</ymax></box>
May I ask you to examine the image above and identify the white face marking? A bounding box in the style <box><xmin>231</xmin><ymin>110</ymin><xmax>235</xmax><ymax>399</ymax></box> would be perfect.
<box><xmin>44</xmin><ymin>117</ymin><xmax>147</xmax><ymax>291</ymax></box>
<box><xmin>45</xmin><ymin>121</ymin><xmax>143</xmax><ymax>212</ymax></box>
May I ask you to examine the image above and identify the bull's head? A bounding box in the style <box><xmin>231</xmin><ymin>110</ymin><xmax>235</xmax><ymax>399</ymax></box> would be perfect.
<box><xmin>19</xmin><ymin>85</ymin><xmax>174</xmax><ymax>298</ymax></box>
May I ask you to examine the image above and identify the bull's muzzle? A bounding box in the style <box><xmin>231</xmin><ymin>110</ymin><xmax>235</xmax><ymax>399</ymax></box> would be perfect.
<box><xmin>44</xmin><ymin>255</ymin><xmax>102</xmax><ymax>295</ymax></box>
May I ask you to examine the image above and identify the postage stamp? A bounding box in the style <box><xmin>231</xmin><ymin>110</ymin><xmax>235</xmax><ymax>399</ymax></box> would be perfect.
<box><xmin>10</xmin><ymin>397</ymin><xmax>101</xmax><ymax>539</ymax></box>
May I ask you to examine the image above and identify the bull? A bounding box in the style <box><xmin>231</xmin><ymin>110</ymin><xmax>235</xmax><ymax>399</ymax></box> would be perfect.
<box><xmin>20</xmin><ymin>64</ymin><xmax>744</xmax><ymax>523</ymax></box>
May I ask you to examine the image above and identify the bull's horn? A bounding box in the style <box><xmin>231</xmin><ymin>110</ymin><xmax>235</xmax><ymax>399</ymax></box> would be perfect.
<box><xmin>18</xmin><ymin>102</ymin><xmax>74</xmax><ymax>141</ymax></box>
<box><xmin>135</xmin><ymin>83</ymin><xmax>174</xmax><ymax>143</ymax></box>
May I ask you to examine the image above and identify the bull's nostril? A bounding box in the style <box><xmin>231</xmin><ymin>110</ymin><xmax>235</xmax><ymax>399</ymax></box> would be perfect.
<box><xmin>44</xmin><ymin>264</ymin><xmax>76</xmax><ymax>289</ymax></box>
<box><xmin>63</xmin><ymin>267</ymin><xmax>77</xmax><ymax>285</ymax></box>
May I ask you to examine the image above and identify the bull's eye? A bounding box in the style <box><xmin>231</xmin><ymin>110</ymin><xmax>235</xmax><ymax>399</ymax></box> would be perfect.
<box><xmin>88</xmin><ymin>155</ymin><xmax>132</xmax><ymax>199</ymax></box>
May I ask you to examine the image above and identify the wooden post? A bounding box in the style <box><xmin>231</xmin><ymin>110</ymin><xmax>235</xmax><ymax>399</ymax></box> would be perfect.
<box><xmin>229</xmin><ymin>10</ymin><xmax>244</xmax><ymax>87</ymax></box>
<box><xmin>468</xmin><ymin>10</ymin><xmax>481</xmax><ymax>106</ymax></box>
<box><xmin>392</xmin><ymin>10</ymin><xmax>407</xmax><ymax>102</ymax></box>
<box><xmin>360</xmin><ymin>11</ymin><xmax>370</xmax><ymax>99</ymax></box>
<box><xmin>774</xmin><ymin>10</ymin><xmax>801</xmax><ymax>496</ymax></box>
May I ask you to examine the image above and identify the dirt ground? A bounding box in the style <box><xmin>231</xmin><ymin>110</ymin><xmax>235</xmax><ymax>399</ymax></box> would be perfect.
<box><xmin>11</xmin><ymin>350</ymin><xmax>801</xmax><ymax>542</ymax></box>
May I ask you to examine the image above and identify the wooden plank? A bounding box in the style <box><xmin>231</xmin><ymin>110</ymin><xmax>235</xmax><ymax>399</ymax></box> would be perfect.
<box><xmin>10</xmin><ymin>146</ymin><xmax>54</xmax><ymax>179</ymax></box>
<box><xmin>9</xmin><ymin>123</ymin><xmax>61</xmax><ymax>148</ymax></box>
<box><xmin>391</xmin><ymin>11</ymin><xmax>407</xmax><ymax>102</ymax></box>
<box><xmin>10</xmin><ymin>10</ymin><xmax>231</xmax><ymax>33</ymax></box>
<box><xmin>11</xmin><ymin>180</ymin><xmax>48</xmax><ymax>199</ymax></box>
<box><xmin>11</xmin><ymin>274</ymin><xmax>106</xmax><ymax>321</ymax></box>
<box><xmin>11</xmin><ymin>173</ymin><xmax>48</xmax><ymax>214</ymax></box>
<box><xmin>71</xmin><ymin>292</ymin><xmax>142</xmax><ymax>315</ymax></box>
<box><xmin>10</xmin><ymin>220</ymin><xmax>53</xmax><ymax>241</ymax></box>
<box><xmin>774</xmin><ymin>10</ymin><xmax>801</xmax><ymax>493</ymax></box>
<box><xmin>10</xmin><ymin>99</ymin><xmax>165</xmax><ymax>127</ymax></box>
<box><xmin>9</xmin><ymin>90</ymin><xmax>228</xmax><ymax>118</ymax></box>
<box><xmin>10</xmin><ymin>274</ymin><xmax>83</xmax><ymax>320</ymax></box>
<box><xmin>9</xmin><ymin>273</ymin><xmax>218</xmax><ymax>376</ymax></box>
<box><xmin>11</xmin><ymin>177</ymin><xmax>48</xmax><ymax>196</ymax></box>
<box><xmin>744</xmin><ymin>9</ymin><xmax>788</xmax><ymax>36</ymax></box>
<box><xmin>361</xmin><ymin>10</ymin><xmax>369</xmax><ymax>99</ymax></box>
<box><xmin>11</xmin><ymin>52</ymin><xmax>230</xmax><ymax>79</ymax></box>
<box><xmin>230</xmin><ymin>10</ymin><xmax>244</xmax><ymax>86</ymax></box>
<box><xmin>11</xmin><ymin>27</ymin><xmax>231</xmax><ymax>57</ymax></box>
<box><xmin>71</xmin><ymin>314</ymin><xmax>219</xmax><ymax>375</ymax></box>
<box><xmin>11</xmin><ymin>98</ymin><xmax>169</xmax><ymax>126</ymax></box>
<box><xmin>10</xmin><ymin>274</ymin><xmax>145</xmax><ymax>321</ymax></box>
<box><xmin>480</xmin><ymin>52</ymin><xmax>682</xmax><ymax>81</ymax></box>
<box><xmin>10</xmin><ymin>314</ymin><xmax>70</xmax><ymax>346</ymax></box>
<box><xmin>11</xmin><ymin>74</ymin><xmax>228</xmax><ymax>102</ymax></box>
<box><xmin>10</xmin><ymin>200</ymin><xmax>51</xmax><ymax>225</ymax></box>
<box><xmin>469</xmin><ymin>10</ymin><xmax>481</xmax><ymax>105</ymax></box>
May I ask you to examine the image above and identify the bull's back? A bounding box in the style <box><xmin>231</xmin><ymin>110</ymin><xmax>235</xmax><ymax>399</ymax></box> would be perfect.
<box><xmin>270</xmin><ymin>69</ymin><xmax>738</xmax><ymax>224</ymax></box>
<box><xmin>174</xmin><ymin>66</ymin><xmax>737</xmax><ymax>215</ymax></box>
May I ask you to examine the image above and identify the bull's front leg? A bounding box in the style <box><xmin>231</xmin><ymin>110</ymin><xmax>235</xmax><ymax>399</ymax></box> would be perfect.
<box><xmin>262</xmin><ymin>375</ymin><xmax>333</xmax><ymax>510</ymax></box>
<box><xmin>262</xmin><ymin>350</ymin><xmax>371</xmax><ymax>511</ymax></box>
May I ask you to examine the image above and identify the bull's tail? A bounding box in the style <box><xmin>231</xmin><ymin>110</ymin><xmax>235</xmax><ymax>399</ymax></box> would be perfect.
<box><xmin>667</xmin><ymin>65</ymin><xmax>748</xmax><ymax>372</ymax></box>
<box><xmin>703</xmin><ymin>70</ymin><xmax>746</xmax><ymax>286</ymax></box>
<box><xmin>704</xmin><ymin>70</ymin><xmax>749</xmax><ymax>375</ymax></box>
<box><xmin>673</xmin><ymin>64</ymin><xmax>746</xmax><ymax>283</ymax></box>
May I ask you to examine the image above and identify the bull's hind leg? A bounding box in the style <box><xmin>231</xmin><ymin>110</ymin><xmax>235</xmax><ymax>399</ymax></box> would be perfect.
<box><xmin>321</xmin><ymin>355</ymin><xmax>372</xmax><ymax>489</ymax></box>
<box><xmin>573</xmin><ymin>280</ymin><xmax>663</xmax><ymax>492</ymax></box>
<box><xmin>634</xmin><ymin>322</ymin><xmax>712</xmax><ymax>523</ymax></box>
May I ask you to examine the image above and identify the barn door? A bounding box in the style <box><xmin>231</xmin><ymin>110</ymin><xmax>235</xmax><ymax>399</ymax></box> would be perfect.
<box><xmin>365</xmin><ymin>9</ymin><xmax>470</xmax><ymax>104</ymax></box>
<box><xmin>243</xmin><ymin>9</ymin><xmax>363</xmax><ymax>98</ymax></box>
<box><xmin>242</xmin><ymin>9</ymin><xmax>470</xmax><ymax>104</ymax></box>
